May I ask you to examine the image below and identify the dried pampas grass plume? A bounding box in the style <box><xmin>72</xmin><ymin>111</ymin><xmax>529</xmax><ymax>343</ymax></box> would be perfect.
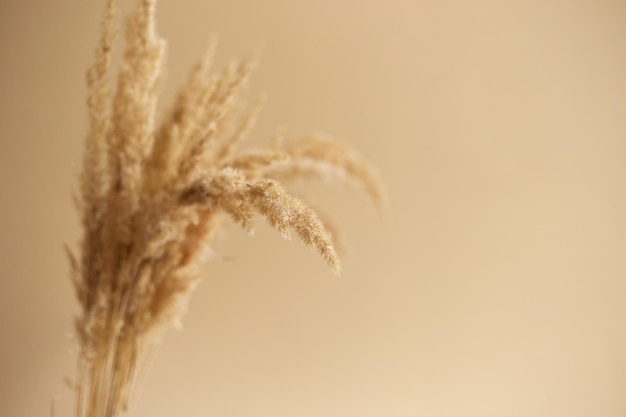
<box><xmin>67</xmin><ymin>0</ymin><xmax>386</xmax><ymax>416</ymax></box>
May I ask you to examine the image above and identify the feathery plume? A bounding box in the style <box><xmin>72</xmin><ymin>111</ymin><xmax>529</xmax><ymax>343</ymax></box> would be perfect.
<box><xmin>70</xmin><ymin>1</ymin><xmax>385</xmax><ymax>416</ymax></box>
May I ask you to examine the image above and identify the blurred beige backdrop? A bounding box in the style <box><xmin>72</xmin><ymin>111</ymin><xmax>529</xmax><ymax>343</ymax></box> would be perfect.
<box><xmin>1</xmin><ymin>0</ymin><xmax>625</xmax><ymax>416</ymax></box>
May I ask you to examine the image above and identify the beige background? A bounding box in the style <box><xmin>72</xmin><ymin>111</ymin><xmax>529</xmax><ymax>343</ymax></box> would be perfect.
<box><xmin>1</xmin><ymin>0</ymin><xmax>625</xmax><ymax>416</ymax></box>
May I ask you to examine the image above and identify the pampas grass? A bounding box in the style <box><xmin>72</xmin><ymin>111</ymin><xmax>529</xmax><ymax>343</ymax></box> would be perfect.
<box><xmin>67</xmin><ymin>0</ymin><xmax>385</xmax><ymax>416</ymax></box>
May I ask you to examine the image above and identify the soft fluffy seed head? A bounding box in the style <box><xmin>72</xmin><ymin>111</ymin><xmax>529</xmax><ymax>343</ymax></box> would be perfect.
<box><xmin>72</xmin><ymin>1</ymin><xmax>383</xmax><ymax>416</ymax></box>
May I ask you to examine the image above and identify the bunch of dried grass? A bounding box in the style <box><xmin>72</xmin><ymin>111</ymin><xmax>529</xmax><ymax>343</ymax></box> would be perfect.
<box><xmin>67</xmin><ymin>0</ymin><xmax>385</xmax><ymax>416</ymax></box>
